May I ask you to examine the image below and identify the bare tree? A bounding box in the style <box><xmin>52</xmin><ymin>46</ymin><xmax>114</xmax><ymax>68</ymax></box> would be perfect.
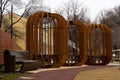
<box><xmin>23</xmin><ymin>0</ymin><xmax>50</xmax><ymax>18</ymax></box>
<box><xmin>0</xmin><ymin>0</ymin><xmax>28</xmax><ymax>39</ymax></box>
<box><xmin>0</xmin><ymin>0</ymin><xmax>24</xmax><ymax>27</ymax></box>
<box><xmin>54</xmin><ymin>0</ymin><xmax>90</xmax><ymax>24</ymax></box>
<box><xmin>98</xmin><ymin>5</ymin><xmax>120</xmax><ymax>49</ymax></box>
<box><xmin>1</xmin><ymin>0</ymin><xmax>50</xmax><ymax>39</ymax></box>
<box><xmin>54</xmin><ymin>0</ymin><xmax>90</xmax><ymax>51</ymax></box>
<box><xmin>54</xmin><ymin>8</ymin><xmax>64</xmax><ymax>15</ymax></box>
<box><xmin>0</xmin><ymin>0</ymin><xmax>9</xmax><ymax>28</ymax></box>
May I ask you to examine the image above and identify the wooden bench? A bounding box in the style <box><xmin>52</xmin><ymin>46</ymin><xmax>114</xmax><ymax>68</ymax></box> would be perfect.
<box><xmin>9</xmin><ymin>50</ymin><xmax>41</xmax><ymax>72</ymax></box>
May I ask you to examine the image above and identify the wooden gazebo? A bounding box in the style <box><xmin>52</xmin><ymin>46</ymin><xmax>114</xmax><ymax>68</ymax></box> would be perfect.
<box><xmin>86</xmin><ymin>24</ymin><xmax>112</xmax><ymax>65</ymax></box>
<box><xmin>26</xmin><ymin>12</ymin><xmax>68</xmax><ymax>68</ymax></box>
<box><xmin>26</xmin><ymin>12</ymin><xmax>112</xmax><ymax>67</ymax></box>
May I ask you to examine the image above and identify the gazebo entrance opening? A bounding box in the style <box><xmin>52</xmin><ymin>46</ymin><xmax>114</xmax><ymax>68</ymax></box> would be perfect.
<box><xmin>67</xmin><ymin>24</ymin><xmax>80</xmax><ymax>65</ymax></box>
<box><xmin>37</xmin><ymin>17</ymin><xmax>59</xmax><ymax>67</ymax></box>
<box><xmin>66</xmin><ymin>21</ymin><xmax>87</xmax><ymax>66</ymax></box>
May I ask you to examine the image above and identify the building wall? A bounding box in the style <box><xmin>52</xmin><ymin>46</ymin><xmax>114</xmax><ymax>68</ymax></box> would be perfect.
<box><xmin>0</xmin><ymin>29</ymin><xmax>21</xmax><ymax>64</ymax></box>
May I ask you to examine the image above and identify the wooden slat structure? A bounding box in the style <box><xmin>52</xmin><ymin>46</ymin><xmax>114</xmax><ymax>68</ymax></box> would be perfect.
<box><xmin>86</xmin><ymin>24</ymin><xmax>112</xmax><ymax>65</ymax></box>
<box><xmin>26</xmin><ymin>11</ymin><xmax>112</xmax><ymax>67</ymax></box>
<box><xmin>66</xmin><ymin>21</ymin><xmax>87</xmax><ymax>66</ymax></box>
<box><xmin>26</xmin><ymin>12</ymin><xmax>68</xmax><ymax>68</ymax></box>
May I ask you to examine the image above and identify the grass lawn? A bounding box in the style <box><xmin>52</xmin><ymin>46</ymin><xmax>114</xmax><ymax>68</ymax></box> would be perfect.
<box><xmin>0</xmin><ymin>64</ymin><xmax>26</xmax><ymax>80</ymax></box>
<box><xmin>0</xmin><ymin>72</ymin><xmax>26</xmax><ymax>80</ymax></box>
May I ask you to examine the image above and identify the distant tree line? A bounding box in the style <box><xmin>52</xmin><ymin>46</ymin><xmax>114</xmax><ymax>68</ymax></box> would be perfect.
<box><xmin>98</xmin><ymin>6</ymin><xmax>120</xmax><ymax>49</ymax></box>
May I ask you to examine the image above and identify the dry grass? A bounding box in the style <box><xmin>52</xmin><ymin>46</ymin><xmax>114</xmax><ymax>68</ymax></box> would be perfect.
<box><xmin>74</xmin><ymin>66</ymin><xmax>120</xmax><ymax>80</ymax></box>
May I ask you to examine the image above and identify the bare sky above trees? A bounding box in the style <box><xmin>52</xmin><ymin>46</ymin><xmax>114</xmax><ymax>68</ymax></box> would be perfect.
<box><xmin>44</xmin><ymin>0</ymin><xmax>120</xmax><ymax>21</ymax></box>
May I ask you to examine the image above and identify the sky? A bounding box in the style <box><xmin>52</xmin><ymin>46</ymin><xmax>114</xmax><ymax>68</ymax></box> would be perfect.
<box><xmin>21</xmin><ymin>0</ymin><xmax>120</xmax><ymax>21</ymax></box>
<box><xmin>43</xmin><ymin>0</ymin><xmax>120</xmax><ymax>21</ymax></box>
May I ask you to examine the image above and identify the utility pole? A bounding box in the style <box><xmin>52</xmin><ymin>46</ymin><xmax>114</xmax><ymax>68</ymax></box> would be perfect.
<box><xmin>11</xmin><ymin>1</ymin><xmax>13</xmax><ymax>38</ymax></box>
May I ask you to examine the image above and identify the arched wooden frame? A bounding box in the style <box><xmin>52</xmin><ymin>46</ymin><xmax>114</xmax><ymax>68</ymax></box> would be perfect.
<box><xmin>26</xmin><ymin>12</ymin><xmax>68</xmax><ymax>68</ymax></box>
<box><xmin>66</xmin><ymin>21</ymin><xmax>87</xmax><ymax>66</ymax></box>
<box><xmin>86</xmin><ymin>24</ymin><xmax>112</xmax><ymax>65</ymax></box>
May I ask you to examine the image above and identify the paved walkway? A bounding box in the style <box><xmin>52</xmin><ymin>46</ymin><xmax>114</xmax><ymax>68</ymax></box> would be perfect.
<box><xmin>15</xmin><ymin>65</ymin><xmax>117</xmax><ymax>80</ymax></box>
